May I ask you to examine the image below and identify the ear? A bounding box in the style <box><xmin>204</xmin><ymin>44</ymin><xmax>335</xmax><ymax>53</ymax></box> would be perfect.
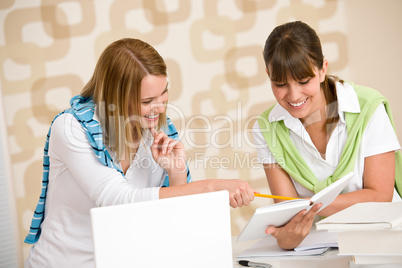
<box><xmin>319</xmin><ymin>60</ymin><xmax>328</xmax><ymax>82</ymax></box>
<box><xmin>265</xmin><ymin>67</ymin><xmax>270</xmax><ymax>77</ymax></box>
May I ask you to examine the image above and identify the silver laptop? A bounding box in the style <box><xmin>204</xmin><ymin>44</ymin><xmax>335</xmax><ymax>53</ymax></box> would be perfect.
<box><xmin>90</xmin><ymin>190</ymin><xmax>233</xmax><ymax>268</ymax></box>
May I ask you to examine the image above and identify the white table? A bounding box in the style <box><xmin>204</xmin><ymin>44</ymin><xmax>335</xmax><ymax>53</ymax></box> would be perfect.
<box><xmin>232</xmin><ymin>237</ymin><xmax>352</xmax><ymax>268</ymax></box>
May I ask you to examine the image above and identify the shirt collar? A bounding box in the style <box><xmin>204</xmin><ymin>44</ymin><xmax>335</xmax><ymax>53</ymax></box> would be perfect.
<box><xmin>336</xmin><ymin>81</ymin><xmax>360</xmax><ymax>123</ymax></box>
<box><xmin>268</xmin><ymin>81</ymin><xmax>361</xmax><ymax>125</ymax></box>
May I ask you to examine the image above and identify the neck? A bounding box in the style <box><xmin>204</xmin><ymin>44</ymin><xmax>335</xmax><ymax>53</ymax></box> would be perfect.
<box><xmin>301</xmin><ymin>107</ymin><xmax>327</xmax><ymax>130</ymax></box>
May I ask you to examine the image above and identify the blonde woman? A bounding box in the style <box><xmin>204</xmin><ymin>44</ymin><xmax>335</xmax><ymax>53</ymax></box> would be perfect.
<box><xmin>25</xmin><ymin>38</ymin><xmax>255</xmax><ymax>267</ymax></box>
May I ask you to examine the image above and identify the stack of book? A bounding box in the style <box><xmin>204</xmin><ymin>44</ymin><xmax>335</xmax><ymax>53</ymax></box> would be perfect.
<box><xmin>316</xmin><ymin>202</ymin><xmax>402</xmax><ymax>266</ymax></box>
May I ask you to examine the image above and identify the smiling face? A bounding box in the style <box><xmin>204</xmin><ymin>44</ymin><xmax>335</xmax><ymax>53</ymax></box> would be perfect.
<box><xmin>139</xmin><ymin>74</ymin><xmax>169</xmax><ymax>129</ymax></box>
<box><xmin>262</xmin><ymin>21</ymin><xmax>332</xmax><ymax>124</ymax></box>
<box><xmin>268</xmin><ymin>61</ymin><xmax>328</xmax><ymax>123</ymax></box>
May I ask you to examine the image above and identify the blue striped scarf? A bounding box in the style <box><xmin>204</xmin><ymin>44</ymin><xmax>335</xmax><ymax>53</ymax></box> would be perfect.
<box><xmin>24</xmin><ymin>95</ymin><xmax>191</xmax><ymax>244</ymax></box>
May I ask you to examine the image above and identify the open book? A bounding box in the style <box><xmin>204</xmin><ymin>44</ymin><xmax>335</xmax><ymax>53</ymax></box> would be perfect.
<box><xmin>237</xmin><ymin>172</ymin><xmax>354</xmax><ymax>242</ymax></box>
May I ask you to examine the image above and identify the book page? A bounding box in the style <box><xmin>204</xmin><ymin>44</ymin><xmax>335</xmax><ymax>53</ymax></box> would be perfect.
<box><xmin>237</xmin><ymin>200</ymin><xmax>310</xmax><ymax>242</ymax></box>
<box><xmin>311</xmin><ymin>172</ymin><xmax>354</xmax><ymax>211</ymax></box>
<box><xmin>256</xmin><ymin>198</ymin><xmax>307</xmax><ymax>213</ymax></box>
<box><xmin>237</xmin><ymin>172</ymin><xmax>354</xmax><ymax>242</ymax></box>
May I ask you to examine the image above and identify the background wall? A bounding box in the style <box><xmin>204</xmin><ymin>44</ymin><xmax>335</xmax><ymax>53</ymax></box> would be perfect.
<box><xmin>1</xmin><ymin>0</ymin><xmax>401</xmax><ymax>266</ymax></box>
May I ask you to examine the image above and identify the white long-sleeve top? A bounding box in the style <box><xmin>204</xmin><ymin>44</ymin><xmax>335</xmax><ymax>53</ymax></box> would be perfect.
<box><xmin>25</xmin><ymin>113</ymin><xmax>164</xmax><ymax>268</ymax></box>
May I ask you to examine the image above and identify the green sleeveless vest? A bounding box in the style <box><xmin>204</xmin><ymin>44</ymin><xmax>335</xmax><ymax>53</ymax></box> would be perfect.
<box><xmin>258</xmin><ymin>82</ymin><xmax>402</xmax><ymax>197</ymax></box>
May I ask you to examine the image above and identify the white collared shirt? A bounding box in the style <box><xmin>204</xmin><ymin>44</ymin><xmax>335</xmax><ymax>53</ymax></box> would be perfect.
<box><xmin>252</xmin><ymin>82</ymin><xmax>401</xmax><ymax>201</ymax></box>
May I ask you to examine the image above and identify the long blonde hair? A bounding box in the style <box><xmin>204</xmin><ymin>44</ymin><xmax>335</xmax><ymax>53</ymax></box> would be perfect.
<box><xmin>81</xmin><ymin>38</ymin><xmax>167</xmax><ymax>161</ymax></box>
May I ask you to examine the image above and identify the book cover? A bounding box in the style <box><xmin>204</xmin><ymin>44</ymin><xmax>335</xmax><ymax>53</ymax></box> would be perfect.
<box><xmin>316</xmin><ymin>202</ymin><xmax>402</xmax><ymax>231</ymax></box>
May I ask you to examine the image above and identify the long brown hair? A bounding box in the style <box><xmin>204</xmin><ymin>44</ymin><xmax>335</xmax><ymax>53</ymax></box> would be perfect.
<box><xmin>81</xmin><ymin>38</ymin><xmax>167</xmax><ymax>161</ymax></box>
<box><xmin>263</xmin><ymin>21</ymin><xmax>342</xmax><ymax>132</ymax></box>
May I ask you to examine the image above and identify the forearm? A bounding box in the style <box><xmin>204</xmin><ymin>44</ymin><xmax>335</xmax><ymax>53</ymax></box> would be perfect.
<box><xmin>159</xmin><ymin>178</ymin><xmax>255</xmax><ymax>208</ymax></box>
<box><xmin>159</xmin><ymin>180</ymin><xmax>214</xmax><ymax>199</ymax></box>
<box><xmin>320</xmin><ymin>151</ymin><xmax>395</xmax><ymax>217</ymax></box>
<box><xmin>318</xmin><ymin>188</ymin><xmax>393</xmax><ymax>217</ymax></box>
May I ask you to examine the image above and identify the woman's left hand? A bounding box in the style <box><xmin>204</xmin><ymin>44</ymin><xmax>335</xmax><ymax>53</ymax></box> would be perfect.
<box><xmin>265</xmin><ymin>202</ymin><xmax>322</xmax><ymax>249</ymax></box>
<box><xmin>150</xmin><ymin>128</ymin><xmax>187</xmax><ymax>174</ymax></box>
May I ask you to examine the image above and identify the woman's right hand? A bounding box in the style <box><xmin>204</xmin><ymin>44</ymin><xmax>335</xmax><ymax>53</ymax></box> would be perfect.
<box><xmin>150</xmin><ymin>128</ymin><xmax>187</xmax><ymax>175</ymax></box>
<box><xmin>210</xmin><ymin>179</ymin><xmax>256</xmax><ymax>208</ymax></box>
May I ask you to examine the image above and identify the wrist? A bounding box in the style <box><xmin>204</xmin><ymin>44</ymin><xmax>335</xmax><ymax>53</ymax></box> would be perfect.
<box><xmin>167</xmin><ymin>168</ymin><xmax>187</xmax><ymax>186</ymax></box>
<box><xmin>166</xmin><ymin>163</ymin><xmax>187</xmax><ymax>175</ymax></box>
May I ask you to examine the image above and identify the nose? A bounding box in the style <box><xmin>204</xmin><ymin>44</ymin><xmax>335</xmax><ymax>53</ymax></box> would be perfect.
<box><xmin>150</xmin><ymin>101</ymin><xmax>166</xmax><ymax>114</ymax></box>
<box><xmin>287</xmin><ymin>84</ymin><xmax>301</xmax><ymax>102</ymax></box>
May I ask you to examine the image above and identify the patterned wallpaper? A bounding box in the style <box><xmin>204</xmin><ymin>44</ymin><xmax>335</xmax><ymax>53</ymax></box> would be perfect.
<box><xmin>1</xmin><ymin>0</ymin><xmax>401</xmax><ymax>263</ymax></box>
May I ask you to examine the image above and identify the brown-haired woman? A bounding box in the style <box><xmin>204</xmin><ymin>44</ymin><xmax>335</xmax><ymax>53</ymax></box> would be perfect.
<box><xmin>25</xmin><ymin>38</ymin><xmax>255</xmax><ymax>267</ymax></box>
<box><xmin>253</xmin><ymin>21</ymin><xmax>401</xmax><ymax>249</ymax></box>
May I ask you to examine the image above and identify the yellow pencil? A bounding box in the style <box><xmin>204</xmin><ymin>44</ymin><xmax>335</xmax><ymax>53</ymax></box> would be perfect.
<box><xmin>254</xmin><ymin>193</ymin><xmax>300</xmax><ymax>201</ymax></box>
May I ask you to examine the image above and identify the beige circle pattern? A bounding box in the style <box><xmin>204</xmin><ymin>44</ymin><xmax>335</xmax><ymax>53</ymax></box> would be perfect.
<box><xmin>1</xmin><ymin>0</ymin><xmax>401</xmax><ymax>263</ymax></box>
